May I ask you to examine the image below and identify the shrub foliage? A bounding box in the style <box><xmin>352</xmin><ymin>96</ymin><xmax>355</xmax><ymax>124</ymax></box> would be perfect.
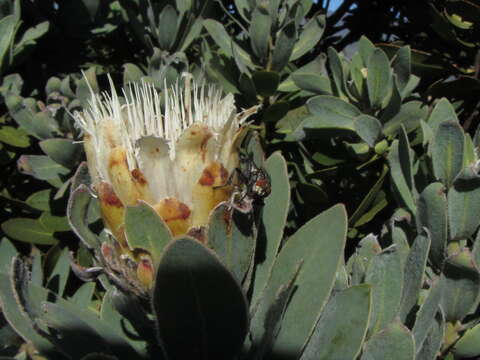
<box><xmin>2</xmin><ymin>1</ymin><xmax>480</xmax><ymax>359</ymax></box>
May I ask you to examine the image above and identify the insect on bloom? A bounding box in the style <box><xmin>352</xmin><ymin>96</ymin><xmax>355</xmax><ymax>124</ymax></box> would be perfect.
<box><xmin>73</xmin><ymin>74</ymin><xmax>258</xmax><ymax>291</ymax></box>
<box><xmin>223</xmin><ymin>152</ymin><xmax>272</xmax><ymax>214</ymax></box>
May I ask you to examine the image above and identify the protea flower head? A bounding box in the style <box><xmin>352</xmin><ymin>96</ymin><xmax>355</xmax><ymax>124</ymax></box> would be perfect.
<box><xmin>73</xmin><ymin>74</ymin><xmax>257</xmax><ymax>292</ymax></box>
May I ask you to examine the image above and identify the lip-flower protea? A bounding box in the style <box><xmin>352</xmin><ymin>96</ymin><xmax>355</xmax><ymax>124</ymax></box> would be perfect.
<box><xmin>73</xmin><ymin>74</ymin><xmax>256</xmax><ymax>291</ymax></box>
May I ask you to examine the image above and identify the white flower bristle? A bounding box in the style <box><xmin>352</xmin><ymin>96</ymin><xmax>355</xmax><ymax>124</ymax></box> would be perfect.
<box><xmin>75</xmin><ymin>74</ymin><xmax>239</xmax><ymax>170</ymax></box>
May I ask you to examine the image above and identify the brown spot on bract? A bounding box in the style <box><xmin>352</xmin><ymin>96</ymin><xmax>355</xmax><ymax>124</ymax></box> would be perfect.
<box><xmin>132</xmin><ymin>248</ymin><xmax>151</xmax><ymax>259</ymax></box>
<box><xmin>101</xmin><ymin>243</ymin><xmax>114</xmax><ymax>262</ymax></box>
<box><xmin>103</xmin><ymin>121</ymin><xmax>119</xmax><ymax>149</ymax></box>
<box><xmin>178</xmin><ymin>203</ymin><xmax>191</xmax><ymax>219</ymax></box>
<box><xmin>200</xmin><ymin>132</ymin><xmax>213</xmax><ymax>162</ymax></box>
<box><xmin>131</xmin><ymin>168</ymin><xmax>148</xmax><ymax>185</ymax></box>
<box><xmin>154</xmin><ymin>198</ymin><xmax>191</xmax><ymax>237</ymax></box>
<box><xmin>223</xmin><ymin>207</ymin><xmax>232</xmax><ymax>223</ymax></box>
<box><xmin>140</xmin><ymin>257</ymin><xmax>153</xmax><ymax>269</ymax></box>
<box><xmin>187</xmin><ymin>226</ymin><xmax>207</xmax><ymax>244</ymax></box>
<box><xmin>437</xmin><ymin>186</ymin><xmax>446</xmax><ymax>196</ymax></box>
<box><xmin>222</xmin><ymin>206</ymin><xmax>233</xmax><ymax>234</ymax></box>
<box><xmin>108</xmin><ymin>148</ymin><xmax>128</xmax><ymax>168</ymax></box>
<box><xmin>113</xmin><ymin>239</ymin><xmax>124</xmax><ymax>254</ymax></box>
<box><xmin>199</xmin><ymin>167</ymin><xmax>215</xmax><ymax>186</ymax></box>
<box><xmin>98</xmin><ymin>182</ymin><xmax>123</xmax><ymax>207</ymax></box>
<box><xmin>115</xmin><ymin>225</ymin><xmax>129</xmax><ymax>249</ymax></box>
<box><xmin>157</xmin><ymin>198</ymin><xmax>191</xmax><ymax>221</ymax></box>
<box><xmin>198</xmin><ymin>162</ymin><xmax>229</xmax><ymax>187</ymax></box>
<box><xmin>220</xmin><ymin>166</ymin><xmax>229</xmax><ymax>183</ymax></box>
<box><xmin>97</xmin><ymin>182</ymin><xmax>129</xmax><ymax>248</ymax></box>
<box><xmin>137</xmin><ymin>257</ymin><xmax>154</xmax><ymax>288</ymax></box>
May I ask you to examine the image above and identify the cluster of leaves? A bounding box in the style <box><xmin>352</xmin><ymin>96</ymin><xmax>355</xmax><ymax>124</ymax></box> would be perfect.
<box><xmin>2</xmin><ymin>0</ymin><xmax>480</xmax><ymax>359</ymax></box>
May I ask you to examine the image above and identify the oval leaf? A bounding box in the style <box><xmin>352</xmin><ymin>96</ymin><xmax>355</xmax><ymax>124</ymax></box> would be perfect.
<box><xmin>362</xmin><ymin>320</ymin><xmax>415</xmax><ymax>360</ymax></box>
<box><xmin>291</xmin><ymin>73</ymin><xmax>331</xmax><ymax>94</ymax></box>
<box><xmin>399</xmin><ymin>234</ymin><xmax>431</xmax><ymax>322</ymax></box>
<box><xmin>251</xmin><ymin>204</ymin><xmax>347</xmax><ymax>357</ymax></box>
<box><xmin>250</xmin><ymin>152</ymin><xmax>290</xmax><ymax>310</ymax></box>
<box><xmin>448</xmin><ymin>167</ymin><xmax>480</xmax><ymax>241</ymax></box>
<box><xmin>428</xmin><ymin>98</ymin><xmax>458</xmax><ymax>136</ymax></box>
<box><xmin>440</xmin><ymin>249</ymin><xmax>480</xmax><ymax>322</ymax></box>
<box><xmin>307</xmin><ymin>95</ymin><xmax>360</xmax><ymax>122</ymax></box>
<box><xmin>249</xmin><ymin>5</ymin><xmax>271</xmax><ymax>60</ymax></box>
<box><xmin>0</xmin><ymin>126</ymin><xmax>30</xmax><ymax>148</ymax></box>
<box><xmin>203</xmin><ymin>19</ymin><xmax>233</xmax><ymax>57</ymax></box>
<box><xmin>416</xmin><ymin>310</ymin><xmax>445</xmax><ymax>360</ymax></box>
<box><xmin>158</xmin><ymin>5</ymin><xmax>178</xmax><ymax>50</ymax></box>
<box><xmin>365</xmin><ymin>248</ymin><xmax>404</xmax><ymax>335</ymax></box>
<box><xmin>431</xmin><ymin>121</ymin><xmax>464</xmax><ymax>188</ymax></box>
<box><xmin>153</xmin><ymin>237</ymin><xmax>248</xmax><ymax>360</ymax></box>
<box><xmin>387</xmin><ymin>129</ymin><xmax>416</xmax><ymax>215</ymax></box>
<box><xmin>290</xmin><ymin>15</ymin><xmax>325</xmax><ymax>61</ymax></box>
<box><xmin>412</xmin><ymin>279</ymin><xmax>444</xmax><ymax>352</ymax></box>
<box><xmin>383</xmin><ymin>101</ymin><xmax>426</xmax><ymax>136</ymax></box>
<box><xmin>124</xmin><ymin>202</ymin><xmax>172</xmax><ymax>264</ymax></box>
<box><xmin>271</xmin><ymin>22</ymin><xmax>296</xmax><ymax>71</ymax></box>
<box><xmin>367</xmin><ymin>48</ymin><xmax>392</xmax><ymax>109</ymax></box>
<box><xmin>300</xmin><ymin>285</ymin><xmax>371</xmax><ymax>360</ymax></box>
<box><xmin>354</xmin><ymin>114</ymin><xmax>383</xmax><ymax>147</ymax></box>
<box><xmin>252</xmin><ymin>71</ymin><xmax>279</xmax><ymax>97</ymax></box>
<box><xmin>416</xmin><ymin>182</ymin><xmax>447</xmax><ymax>268</ymax></box>
<box><xmin>455</xmin><ymin>322</ymin><xmax>480</xmax><ymax>358</ymax></box>
<box><xmin>0</xmin><ymin>273</ymin><xmax>55</xmax><ymax>356</ymax></box>
<box><xmin>207</xmin><ymin>203</ymin><xmax>255</xmax><ymax>283</ymax></box>
<box><xmin>39</xmin><ymin>138</ymin><xmax>82</xmax><ymax>169</ymax></box>
<box><xmin>2</xmin><ymin>218</ymin><xmax>58</xmax><ymax>245</ymax></box>
<box><xmin>67</xmin><ymin>185</ymin><xmax>99</xmax><ymax>249</ymax></box>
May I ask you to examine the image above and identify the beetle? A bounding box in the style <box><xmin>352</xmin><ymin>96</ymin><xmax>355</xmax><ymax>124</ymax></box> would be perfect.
<box><xmin>221</xmin><ymin>152</ymin><xmax>271</xmax><ymax>213</ymax></box>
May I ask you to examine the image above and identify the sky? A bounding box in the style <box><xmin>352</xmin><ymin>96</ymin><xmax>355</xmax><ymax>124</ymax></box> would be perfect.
<box><xmin>328</xmin><ymin>0</ymin><xmax>343</xmax><ymax>11</ymax></box>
